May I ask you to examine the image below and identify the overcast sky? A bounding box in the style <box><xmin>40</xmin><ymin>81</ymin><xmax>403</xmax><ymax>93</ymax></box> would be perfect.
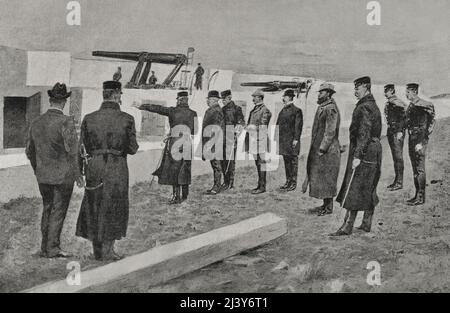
<box><xmin>0</xmin><ymin>0</ymin><xmax>449</xmax><ymax>94</ymax></box>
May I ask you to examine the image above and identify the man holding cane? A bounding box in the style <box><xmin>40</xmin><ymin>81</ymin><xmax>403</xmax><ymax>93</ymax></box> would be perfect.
<box><xmin>331</xmin><ymin>77</ymin><xmax>382</xmax><ymax>236</ymax></box>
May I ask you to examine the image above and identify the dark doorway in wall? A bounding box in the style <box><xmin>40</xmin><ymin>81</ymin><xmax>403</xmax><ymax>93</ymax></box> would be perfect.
<box><xmin>3</xmin><ymin>92</ymin><xmax>41</xmax><ymax>149</ymax></box>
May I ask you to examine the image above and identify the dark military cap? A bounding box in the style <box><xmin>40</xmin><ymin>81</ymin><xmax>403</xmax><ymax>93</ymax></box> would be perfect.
<box><xmin>283</xmin><ymin>89</ymin><xmax>296</xmax><ymax>98</ymax></box>
<box><xmin>103</xmin><ymin>80</ymin><xmax>122</xmax><ymax>90</ymax></box>
<box><xmin>384</xmin><ymin>84</ymin><xmax>395</xmax><ymax>91</ymax></box>
<box><xmin>354</xmin><ymin>76</ymin><xmax>371</xmax><ymax>87</ymax></box>
<box><xmin>207</xmin><ymin>90</ymin><xmax>220</xmax><ymax>98</ymax></box>
<box><xmin>407</xmin><ymin>83</ymin><xmax>419</xmax><ymax>91</ymax></box>
<box><xmin>177</xmin><ymin>91</ymin><xmax>189</xmax><ymax>98</ymax></box>
<box><xmin>48</xmin><ymin>83</ymin><xmax>72</xmax><ymax>99</ymax></box>
<box><xmin>221</xmin><ymin>90</ymin><xmax>232</xmax><ymax>99</ymax></box>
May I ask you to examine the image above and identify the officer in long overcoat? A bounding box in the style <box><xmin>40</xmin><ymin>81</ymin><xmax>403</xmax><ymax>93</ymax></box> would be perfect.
<box><xmin>76</xmin><ymin>81</ymin><xmax>139</xmax><ymax>261</ymax></box>
<box><xmin>134</xmin><ymin>91</ymin><xmax>198</xmax><ymax>204</ymax></box>
<box><xmin>275</xmin><ymin>89</ymin><xmax>303</xmax><ymax>192</ymax></box>
<box><xmin>331</xmin><ymin>77</ymin><xmax>382</xmax><ymax>236</ymax></box>
<box><xmin>245</xmin><ymin>89</ymin><xmax>272</xmax><ymax>194</ymax></box>
<box><xmin>26</xmin><ymin>83</ymin><xmax>83</xmax><ymax>258</ymax></box>
<box><xmin>221</xmin><ymin>90</ymin><xmax>245</xmax><ymax>190</ymax></box>
<box><xmin>303</xmin><ymin>83</ymin><xmax>341</xmax><ymax>216</ymax></box>
<box><xmin>405</xmin><ymin>83</ymin><xmax>435</xmax><ymax>206</ymax></box>
<box><xmin>384</xmin><ymin>84</ymin><xmax>408</xmax><ymax>191</ymax></box>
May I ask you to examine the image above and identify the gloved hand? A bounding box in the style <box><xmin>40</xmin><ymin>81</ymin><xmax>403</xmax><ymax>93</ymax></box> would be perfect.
<box><xmin>415</xmin><ymin>143</ymin><xmax>423</xmax><ymax>152</ymax></box>
<box><xmin>352</xmin><ymin>158</ymin><xmax>361</xmax><ymax>169</ymax></box>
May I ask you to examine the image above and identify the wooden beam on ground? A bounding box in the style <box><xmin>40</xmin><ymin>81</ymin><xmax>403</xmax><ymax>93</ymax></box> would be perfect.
<box><xmin>24</xmin><ymin>213</ymin><xmax>287</xmax><ymax>293</ymax></box>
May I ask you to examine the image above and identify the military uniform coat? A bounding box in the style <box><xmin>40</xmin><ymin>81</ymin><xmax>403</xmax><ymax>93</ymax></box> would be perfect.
<box><xmin>76</xmin><ymin>101</ymin><xmax>139</xmax><ymax>242</ymax></box>
<box><xmin>202</xmin><ymin>104</ymin><xmax>225</xmax><ymax>160</ymax></box>
<box><xmin>140</xmin><ymin>103</ymin><xmax>197</xmax><ymax>186</ymax></box>
<box><xmin>336</xmin><ymin>94</ymin><xmax>382</xmax><ymax>211</ymax></box>
<box><xmin>406</xmin><ymin>98</ymin><xmax>435</xmax><ymax>144</ymax></box>
<box><xmin>245</xmin><ymin>103</ymin><xmax>272</xmax><ymax>155</ymax></box>
<box><xmin>275</xmin><ymin>102</ymin><xmax>303</xmax><ymax>156</ymax></box>
<box><xmin>222</xmin><ymin>101</ymin><xmax>245</xmax><ymax>152</ymax></box>
<box><xmin>306</xmin><ymin>98</ymin><xmax>341</xmax><ymax>199</ymax></box>
<box><xmin>385</xmin><ymin>95</ymin><xmax>407</xmax><ymax>135</ymax></box>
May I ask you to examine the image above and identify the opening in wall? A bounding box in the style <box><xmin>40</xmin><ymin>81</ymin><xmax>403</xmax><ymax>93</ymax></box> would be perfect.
<box><xmin>3</xmin><ymin>92</ymin><xmax>41</xmax><ymax>149</ymax></box>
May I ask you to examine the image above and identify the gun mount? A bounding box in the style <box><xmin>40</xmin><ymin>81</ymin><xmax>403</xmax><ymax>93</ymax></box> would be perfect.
<box><xmin>92</xmin><ymin>50</ymin><xmax>193</xmax><ymax>89</ymax></box>
<box><xmin>241</xmin><ymin>79</ymin><xmax>313</xmax><ymax>94</ymax></box>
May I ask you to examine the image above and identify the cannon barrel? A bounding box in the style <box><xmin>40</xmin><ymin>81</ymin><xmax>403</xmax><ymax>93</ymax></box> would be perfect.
<box><xmin>241</xmin><ymin>82</ymin><xmax>274</xmax><ymax>87</ymax></box>
<box><xmin>241</xmin><ymin>81</ymin><xmax>306</xmax><ymax>88</ymax></box>
<box><xmin>92</xmin><ymin>51</ymin><xmax>187</xmax><ymax>65</ymax></box>
<box><xmin>92</xmin><ymin>51</ymin><xmax>142</xmax><ymax>61</ymax></box>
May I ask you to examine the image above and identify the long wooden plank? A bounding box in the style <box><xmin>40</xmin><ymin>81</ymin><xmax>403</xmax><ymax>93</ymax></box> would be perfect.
<box><xmin>24</xmin><ymin>213</ymin><xmax>287</xmax><ymax>293</ymax></box>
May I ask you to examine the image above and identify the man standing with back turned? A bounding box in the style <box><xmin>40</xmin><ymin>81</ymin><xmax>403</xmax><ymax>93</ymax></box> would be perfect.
<box><xmin>76</xmin><ymin>81</ymin><xmax>139</xmax><ymax>261</ymax></box>
<box><xmin>26</xmin><ymin>83</ymin><xmax>84</xmax><ymax>258</ymax></box>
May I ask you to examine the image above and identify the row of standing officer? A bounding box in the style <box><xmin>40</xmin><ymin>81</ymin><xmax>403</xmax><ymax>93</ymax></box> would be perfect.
<box><xmin>384</xmin><ymin>83</ymin><xmax>435</xmax><ymax>206</ymax></box>
<box><xmin>135</xmin><ymin>88</ymin><xmax>304</xmax><ymax>198</ymax></box>
<box><xmin>135</xmin><ymin>77</ymin><xmax>435</xmax><ymax>236</ymax></box>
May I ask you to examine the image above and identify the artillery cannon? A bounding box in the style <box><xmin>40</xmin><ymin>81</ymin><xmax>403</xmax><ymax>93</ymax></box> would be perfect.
<box><xmin>92</xmin><ymin>49</ymin><xmax>194</xmax><ymax>89</ymax></box>
<box><xmin>241</xmin><ymin>79</ymin><xmax>314</xmax><ymax>95</ymax></box>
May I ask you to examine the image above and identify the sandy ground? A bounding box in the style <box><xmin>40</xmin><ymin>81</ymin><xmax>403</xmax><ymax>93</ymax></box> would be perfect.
<box><xmin>1</xmin><ymin>118</ymin><xmax>449</xmax><ymax>293</ymax></box>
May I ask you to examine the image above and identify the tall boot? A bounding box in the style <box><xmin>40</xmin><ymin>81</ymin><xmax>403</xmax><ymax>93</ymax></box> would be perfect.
<box><xmin>212</xmin><ymin>165</ymin><xmax>222</xmax><ymax>194</ymax></box>
<box><xmin>387</xmin><ymin>163</ymin><xmax>398</xmax><ymax>189</ymax></box>
<box><xmin>357</xmin><ymin>210</ymin><xmax>374</xmax><ymax>232</ymax></box>
<box><xmin>221</xmin><ymin>174</ymin><xmax>230</xmax><ymax>191</ymax></box>
<box><xmin>409</xmin><ymin>175</ymin><xmax>426</xmax><ymax>206</ymax></box>
<box><xmin>253</xmin><ymin>170</ymin><xmax>266</xmax><ymax>194</ymax></box>
<box><xmin>389</xmin><ymin>163</ymin><xmax>402</xmax><ymax>190</ymax></box>
<box><xmin>181</xmin><ymin>185</ymin><xmax>189</xmax><ymax>201</ymax></box>
<box><xmin>397</xmin><ymin>161</ymin><xmax>404</xmax><ymax>188</ymax></box>
<box><xmin>330</xmin><ymin>210</ymin><xmax>357</xmax><ymax>236</ymax></box>
<box><xmin>228</xmin><ymin>177</ymin><xmax>235</xmax><ymax>190</ymax></box>
<box><xmin>169</xmin><ymin>185</ymin><xmax>181</xmax><ymax>204</ymax></box>
<box><xmin>407</xmin><ymin>177</ymin><xmax>419</xmax><ymax>203</ymax></box>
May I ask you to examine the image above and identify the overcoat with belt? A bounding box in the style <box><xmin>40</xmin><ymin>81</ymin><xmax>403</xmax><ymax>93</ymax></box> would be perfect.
<box><xmin>76</xmin><ymin>101</ymin><xmax>139</xmax><ymax>242</ymax></box>
<box><xmin>336</xmin><ymin>94</ymin><xmax>382</xmax><ymax>211</ymax></box>
<box><xmin>306</xmin><ymin>98</ymin><xmax>341</xmax><ymax>199</ymax></box>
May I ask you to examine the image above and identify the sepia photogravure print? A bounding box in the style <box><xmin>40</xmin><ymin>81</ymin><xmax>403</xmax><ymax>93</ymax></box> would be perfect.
<box><xmin>0</xmin><ymin>0</ymin><xmax>449</xmax><ymax>298</ymax></box>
